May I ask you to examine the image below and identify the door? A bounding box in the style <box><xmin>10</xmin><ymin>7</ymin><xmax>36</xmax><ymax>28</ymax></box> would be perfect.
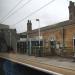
<box><xmin>73</xmin><ymin>39</ymin><xmax>75</xmax><ymax>55</ymax></box>
<box><xmin>50</xmin><ymin>41</ymin><xmax>56</xmax><ymax>55</ymax></box>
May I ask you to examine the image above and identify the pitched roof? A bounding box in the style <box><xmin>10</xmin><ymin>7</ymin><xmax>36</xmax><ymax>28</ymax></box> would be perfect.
<box><xmin>20</xmin><ymin>20</ymin><xmax>75</xmax><ymax>35</ymax></box>
<box><xmin>0</xmin><ymin>24</ymin><xmax>9</xmax><ymax>29</ymax></box>
<box><xmin>30</xmin><ymin>20</ymin><xmax>75</xmax><ymax>34</ymax></box>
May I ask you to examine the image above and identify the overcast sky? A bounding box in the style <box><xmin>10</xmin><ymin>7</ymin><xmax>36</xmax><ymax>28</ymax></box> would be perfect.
<box><xmin>0</xmin><ymin>0</ymin><xmax>74</xmax><ymax>33</ymax></box>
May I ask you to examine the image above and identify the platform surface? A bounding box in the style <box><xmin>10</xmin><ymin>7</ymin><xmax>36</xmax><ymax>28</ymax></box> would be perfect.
<box><xmin>0</xmin><ymin>53</ymin><xmax>75</xmax><ymax>75</ymax></box>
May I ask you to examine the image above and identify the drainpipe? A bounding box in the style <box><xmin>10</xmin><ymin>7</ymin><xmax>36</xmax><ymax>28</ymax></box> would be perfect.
<box><xmin>62</xmin><ymin>27</ymin><xmax>64</xmax><ymax>49</ymax></box>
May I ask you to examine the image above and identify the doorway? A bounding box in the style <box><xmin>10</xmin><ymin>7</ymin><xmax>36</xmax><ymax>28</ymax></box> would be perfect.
<box><xmin>73</xmin><ymin>38</ymin><xmax>75</xmax><ymax>55</ymax></box>
<box><xmin>50</xmin><ymin>40</ymin><xmax>56</xmax><ymax>55</ymax></box>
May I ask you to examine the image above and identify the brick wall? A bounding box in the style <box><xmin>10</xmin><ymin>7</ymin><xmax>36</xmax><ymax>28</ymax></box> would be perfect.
<box><xmin>29</xmin><ymin>24</ymin><xmax>75</xmax><ymax>57</ymax></box>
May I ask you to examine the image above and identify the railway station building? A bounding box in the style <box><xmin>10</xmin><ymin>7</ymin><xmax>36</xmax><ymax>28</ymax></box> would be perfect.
<box><xmin>17</xmin><ymin>1</ymin><xmax>75</xmax><ymax>57</ymax></box>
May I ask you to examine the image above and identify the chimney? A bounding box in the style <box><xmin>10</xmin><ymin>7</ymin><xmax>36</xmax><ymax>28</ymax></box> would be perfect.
<box><xmin>27</xmin><ymin>20</ymin><xmax>32</xmax><ymax>32</ymax></box>
<box><xmin>68</xmin><ymin>1</ymin><xmax>75</xmax><ymax>21</ymax></box>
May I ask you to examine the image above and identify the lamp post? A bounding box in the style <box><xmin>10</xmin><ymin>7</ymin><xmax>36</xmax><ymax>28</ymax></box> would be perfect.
<box><xmin>36</xmin><ymin>19</ymin><xmax>40</xmax><ymax>56</ymax></box>
<box><xmin>27</xmin><ymin>33</ymin><xmax>29</xmax><ymax>55</ymax></box>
